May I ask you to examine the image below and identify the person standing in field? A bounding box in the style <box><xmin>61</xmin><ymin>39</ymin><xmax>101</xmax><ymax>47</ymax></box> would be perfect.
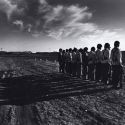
<box><xmin>95</xmin><ymin>44</ymin><xmax>103</xmax><ymax>82</ymax></box>
<box><xmin>68</xmin><ymin>48</ymin><xmax>73</xmax><ymax>75</ymax></box>
<box><xmin>62</xmin><ymin>50</ymin><xmax>66</xmax><ymax>73</ymax></box>
<box><xmin>82</xmin><ymin>47</ymin><xmax>89</xmax><ymax>80</ymax></box>
<box><xmin>88</xmin><ymin>47</ymin><xmax>96</xmax><ymax>81</ymax></box>
<box><xmin>72</xmin><ymin>48</ymin><xmax>78</xmax><ymax>76</ymax></box>
<box><xmin>101</xmin><ymin>43</ymin><xmax>111</xmax><ymax>84</ymax></box>
<box><xmin>65</xmin><ymin>49</ymin><xmax>69</xmax><ymax>74</ymax></box>
<box><xmin>76</xmin><ymin>48</ymin><xmax>83</xmax><ymax>78</ymax></box>
<box><xmin>111</xmin><ymin>41</ymin><xmax>123</xmax><ymax>89</ymax></box>
<box><xmin>58</xmin><ymin>48</ymin><xmax>63</xmax><ymax>73</ymax></box>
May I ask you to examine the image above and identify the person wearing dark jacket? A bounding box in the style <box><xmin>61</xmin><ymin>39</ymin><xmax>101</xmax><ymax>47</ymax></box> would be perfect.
<box><xmin>68</xmin><ymin>48</ymin><xmax>73</xmax><ymax>75</ymax></box>
<box><xmin>65</xmin><ymin>49</ymin><xmax>69</xmax><ymax>74</ymax></box>
<box><xmin>72</xmin><ymin>48</ymin><xmax>78</xmax><ymax>76</ymax></box>
<box><xmin>62</xmin><ymin>50</ymin><xmax>66</xmax><ymax>73</ymax></box>
<box><xmin>88</xmin><ymin>47</ymin><xmax>96</xmax><ymax>81</ymax></box>
<box><xmin>82</xmin><ymin>47</ymin><xmax>89</xmax><ymax>80</ymax></box>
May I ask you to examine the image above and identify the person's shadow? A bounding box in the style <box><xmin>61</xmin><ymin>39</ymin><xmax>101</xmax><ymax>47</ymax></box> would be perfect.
<box><xmin>0</xmin><ymin>73</ymin><xmax>113</xmax><ymax>105</ymax></box>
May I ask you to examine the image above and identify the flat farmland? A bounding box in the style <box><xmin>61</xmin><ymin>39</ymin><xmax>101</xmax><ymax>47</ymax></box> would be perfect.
<box><xmin>0</xmin><ymin>57</ymin><xmax>125</xmax><ymax>125</ymax></box>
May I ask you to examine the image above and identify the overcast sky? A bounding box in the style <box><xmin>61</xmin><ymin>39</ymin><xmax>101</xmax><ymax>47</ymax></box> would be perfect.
<box><xmin>0</xmin><ymin>0</ymin><xmax>125</xmax><ymax>52</ymax></box>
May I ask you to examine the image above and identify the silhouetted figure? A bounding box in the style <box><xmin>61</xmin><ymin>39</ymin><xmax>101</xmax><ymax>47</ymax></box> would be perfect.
<box><xmin>88</xmin><ymin>47</ymin><xmax>96</xmax><ymax>81</ymax></box>
<box><xmin>72</xmin><ymin>48</ymin><xmax>78</xmax><ymax>76</ymax></box>
<box><xmin>111</xmin><ymin>41</ymin><xmax>123</xmax><ymax>89</ymax></box>
<box><xmin>101</xmin><ymin>43</ymin><xmax>111</xmax><ymax>84</ymax></box>
<box><xmin>58</xmin><ymin>48</ymin><xmax>63</xmax><ymax>73</ymax></box>
<box><xmin>65</xmin><ymin>49</ymin><xmax>69</xmax><ymax>74</ymax></box>
<box><xmin>95</xmin><ymin>44</ymin><xmax>103</xmax><ymax>82</ymax></box>
<box><xmin>82</xmin><ymin>47</ymin><xmax>88</xmax><ymax>80</ymax></box>
<box><xmin>62</xmin><ymin>50</ymin><xmax>66</xmax><ymax>73</ymax></box>
<box><xmin>69</xmin><ymin>48</ymin><xmax>73</xmax><ymax>75</ymax></box>
<box><xmin>76</xmin><ymin>49</ymin><xmax>82</xmax><ymax>78</ymax></box>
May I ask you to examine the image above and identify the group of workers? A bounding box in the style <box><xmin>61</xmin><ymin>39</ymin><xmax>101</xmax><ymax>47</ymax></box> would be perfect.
<box><xmin>58</xmin><ymin>41</ymin><xmax>123</xmax><ymax>89</ymax></box>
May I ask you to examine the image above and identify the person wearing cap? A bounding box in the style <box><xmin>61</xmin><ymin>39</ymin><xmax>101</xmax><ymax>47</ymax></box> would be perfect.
<box><xmin>111</xmin><ymin>41</ymin><xmax>123</xmax><ymax>89</ymax></box>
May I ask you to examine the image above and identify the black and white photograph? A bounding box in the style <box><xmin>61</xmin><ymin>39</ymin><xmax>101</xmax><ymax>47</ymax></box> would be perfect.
<box><xmin>0</xmin><ymin>0</ymin><xmax>125</xmax><ymax>124</ymax></box>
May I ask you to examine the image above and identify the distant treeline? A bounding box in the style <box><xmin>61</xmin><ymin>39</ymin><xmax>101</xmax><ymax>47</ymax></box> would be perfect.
<box><xmin>0</xmin><ymin>51</ymin><xmax>125</xmax><ymax>64</ymax></box>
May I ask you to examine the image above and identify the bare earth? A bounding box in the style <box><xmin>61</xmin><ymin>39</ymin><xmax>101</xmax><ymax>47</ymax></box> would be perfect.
<box><xmin>0</xmin><ymin>57</ymin><xmax>125</xmax><ymax>125</ymax></box>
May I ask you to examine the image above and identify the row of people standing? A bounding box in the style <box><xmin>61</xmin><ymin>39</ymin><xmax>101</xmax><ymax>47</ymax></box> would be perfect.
<box><xmin>58</xmin><ymin>41</ymin><xmax>123</xmax><ymax>89</ymax></box>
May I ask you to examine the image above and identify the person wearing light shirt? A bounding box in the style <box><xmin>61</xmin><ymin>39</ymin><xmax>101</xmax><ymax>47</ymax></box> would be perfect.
<box><xmin>111</xmin><ymin>41</ymin><xmax>123</xmax><ymax>89</ymax></box>
<box><xmin>101</xmin><ymin>43</ymin><xmax>111</xmax><ymax>84</ymax></box>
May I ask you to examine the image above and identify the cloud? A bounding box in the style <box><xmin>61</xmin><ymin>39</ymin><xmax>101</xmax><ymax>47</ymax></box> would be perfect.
<box><xmin>39</xmin><ymin>0</ymin><xmax>47</xmax><ymax>4</ymax></box>
<box><xmin>0</xmin><ymin>0</ymin><xmax>97</xmax><ymax>39</ymax></box>
<box><xmin>27</xmin><ymin>24</ymin><xmax>32</xmax><ymax>33</ymax></box>
<box><xmin>78</xmin><ymin>29</ymin><xmax>122</xmax><ymax>49</ymax></box>
<box><xmin>0</xmin><ymin>0</ymin><xmax>25</xmax><ymax>22</ymax></box>
<box><xmin>0</xmin><ymin>0</ymin><xmax>17</xmax><ymax>19</ymax></box>
<box><xmin>44</xmin><ymin>5</ymin><xmax>92</xmax><ymax>28</ymax></box>
<box><xmin>80</xmin><ymin>30</ymin><xmax>119</xmax><ymax>42</ymax></box>
<box><xmin>13</xmin><ymin>20</ymin><xmax>24</xmax><ymax>31</ymax></box>
<box><xmin>2</xmin><ymin>0</ymin><xmax>120</xmax><ymax>45</ymax></box>
<box><xmin>43</xmin><ymin>5</ymin><xmax>95</xmax><ymax>39</ymax></box>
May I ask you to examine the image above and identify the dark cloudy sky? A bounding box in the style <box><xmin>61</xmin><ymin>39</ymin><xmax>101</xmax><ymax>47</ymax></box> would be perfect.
<box><xmin>0</xmin><ymin>0</ymin><xmax>125</xmax><ymax>52</ymax></box>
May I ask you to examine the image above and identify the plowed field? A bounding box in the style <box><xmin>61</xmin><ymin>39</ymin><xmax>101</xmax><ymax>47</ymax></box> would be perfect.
<box><xmin>0</xmin><ymin>57</ymin><xmax>125</xmax><ymax>125</ymax></box>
